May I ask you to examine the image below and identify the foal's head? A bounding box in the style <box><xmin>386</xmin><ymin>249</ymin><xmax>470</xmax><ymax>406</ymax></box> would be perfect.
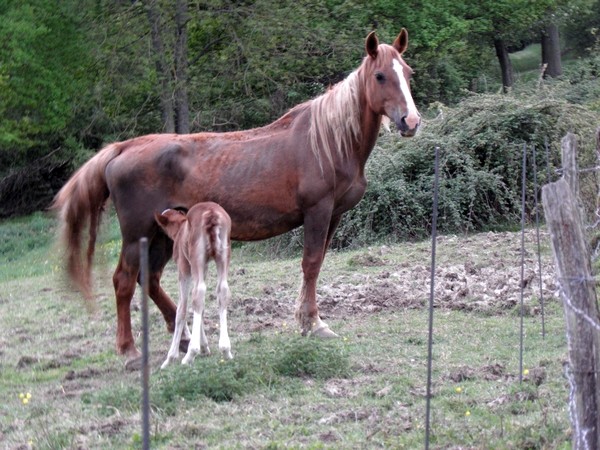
<box><xmin>155</xmin><ymin>209</ymin><xmax>187</xmax><ymax>241</ymax></box>
<box><xmin>362</xmin><ymin>29</ymin><xmax>421</xmax><ymax>137</ymax></box>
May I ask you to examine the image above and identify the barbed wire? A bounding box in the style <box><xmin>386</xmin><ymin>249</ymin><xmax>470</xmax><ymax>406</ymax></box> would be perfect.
<box><xmin>558</xmin><ymin>277</ymin><xmax>600</xmax><ymax>332</ymax></box>
<box><xmin>564</xmin><ymin>360</ymin><xmax>590</xmax><ymax>450</ymax></box>
<box><xmin>558</xmin><ymin>278</ymin><xmax>600</xmax><ymax>449</ymax></box>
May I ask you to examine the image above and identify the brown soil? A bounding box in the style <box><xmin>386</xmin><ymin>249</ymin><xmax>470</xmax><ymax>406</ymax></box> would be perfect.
<box><xmin>230</xmin><ymin>230</ymin><xmax>557</xmax><ymax>332</ymax></box>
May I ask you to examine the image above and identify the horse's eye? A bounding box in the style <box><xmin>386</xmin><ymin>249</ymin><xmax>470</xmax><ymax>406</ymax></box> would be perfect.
<box><xmin>375</xmin><ymin>72</ymin><xmax>385</xmax><ymax>83</ymax></box>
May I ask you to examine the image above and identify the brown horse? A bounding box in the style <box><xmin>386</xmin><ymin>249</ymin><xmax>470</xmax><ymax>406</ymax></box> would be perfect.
<box><xmin>52</xmin><ymin>29</ymin><xmax>421</xmax><ymax>368</ymax></box>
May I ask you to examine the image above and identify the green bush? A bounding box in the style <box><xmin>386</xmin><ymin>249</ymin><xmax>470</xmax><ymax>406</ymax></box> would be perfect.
<box><xmin>271</xmin><ymin>336</ymin><xmax>350</xmax><ymax>379</ymax></box>
<box><xmin>331</xmin><ymin>92</ymin><xmax>600</xmax><ymax>248</ymax></box>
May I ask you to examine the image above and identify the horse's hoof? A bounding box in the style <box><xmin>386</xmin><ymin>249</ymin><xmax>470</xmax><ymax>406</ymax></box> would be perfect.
<box><xmin>311</xmin><ymin>325</ymin><xmax>339</xmax><ymax>339</ymax></box>
<box><xmin>124</xmin><ymin>355</ymin><xmax>143</xmax><ymax>371</ymax></box>
<box><xmin>179</xmin><ymin>338</ymin><xmax>190</xmax><ymax>353</ymax></box>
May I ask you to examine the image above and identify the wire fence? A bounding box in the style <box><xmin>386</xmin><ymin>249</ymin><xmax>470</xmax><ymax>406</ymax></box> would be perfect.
<box><xmin>136</xmin><ymin>129</ymin><xmax>600</xmax><ymax>448</ymax></box>
<box><xmin>425</xmin><ymin>129</ymin><xmax>600</xmax><ymax>448</ymax></box>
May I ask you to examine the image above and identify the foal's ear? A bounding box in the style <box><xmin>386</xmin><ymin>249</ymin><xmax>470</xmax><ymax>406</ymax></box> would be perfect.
<box><xmin>393</xmin><ymin>28</ymin><xmax>409</xmax><ymax>55</ymax></box>
<box><xmin>366</xmin><ymin>31</ymin><xmax>379</xmax><ymax>58</ymax></box>
<box><xmin>155</xmin><ymin>211</ymin><xmax>170</xmax><ymax>230</ymax></box>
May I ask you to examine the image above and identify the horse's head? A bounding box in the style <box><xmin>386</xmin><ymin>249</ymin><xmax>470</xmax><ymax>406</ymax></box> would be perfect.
<box><xmin>155</xmin><ymin>209</ymin><xmax>188</xmax><ymax>241</ymax></box>
<box><xmin>363</xmin><ymin>29</ymin><xmax>421</xmax><ymax>137</ymax></box>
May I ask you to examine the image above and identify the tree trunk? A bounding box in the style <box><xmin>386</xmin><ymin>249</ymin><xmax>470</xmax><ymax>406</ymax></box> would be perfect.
<box><xmin>145</xmin><ymin>0</ymin><xmax>175</xmax><ymax>133</ymax></box>
<box><xmin>174</xmin><ymin>0</ymin><xmax>190</xmax><ymax>134</ymax></box>
<box><xmin>494</xmin><ymin>37</ymin><xmax>514</xmax><ymax>93</ymax></box>
<box><xmin>541</xmin><ymin>23</ymin><xmax>562</xmax><ymax>78</ymax></box>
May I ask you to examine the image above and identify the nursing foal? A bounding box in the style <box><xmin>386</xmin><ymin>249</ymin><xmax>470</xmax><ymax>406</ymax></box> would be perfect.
<box><xmin>155</xmin><ymin>202</ymin><xmax>233</xmax><ymax>368</ymax></box>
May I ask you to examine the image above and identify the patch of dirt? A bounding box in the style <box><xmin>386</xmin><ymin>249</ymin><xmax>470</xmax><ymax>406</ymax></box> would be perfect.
<box><xmin>84</xmin><ymin>418</ymin><xmax>131</xmax><ymax>437</ymax></box>
<box><xmin>317</xmin><ymin>408</ymin><xmax>378</xmax><ymax>425</ymax></box>
<box><xmin>241</xmin><ymin>296</ymin><xmax>288</xmax><ymax>318</ymax></box>
<box><xmin>446</xmin><ymin>363</ymin><xmax>511</xmax><ymax>383</ymax></box>
<box><xmin>322</xmin><ymin>377</ymin><xmax>367</xmax><ymax>398</ymax></box>
<box><xmin>16</xmin><ymin>355</ymin><xmax>40</xmax><ymax>368</ymax></box>
<box><xmin>63</xmin><ymin>367</ymin><xmax>103</xmax><ymax>381</ymax></box>
<box><xmin>318</xmin><ymin>430</ymin><xmax>340</xmax><ymax>443</ymax></box>
<box><xmin>228</xmin><ymin>230</ymin><xmax>558</xmax><ymax>326</ymax></box>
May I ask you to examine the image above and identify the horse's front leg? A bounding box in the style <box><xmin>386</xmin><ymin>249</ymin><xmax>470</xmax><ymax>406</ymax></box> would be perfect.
<box><xmin>295</xmin><ymin>205</ymin><xmax>339</xmax><ymax>338</ymax></box>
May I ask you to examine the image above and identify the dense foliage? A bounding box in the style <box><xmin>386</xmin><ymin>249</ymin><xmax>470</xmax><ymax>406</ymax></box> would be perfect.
<box><xmin>0</xmin><ymin>0</ymin><xmax>92</xmax><ymax>168</ymax></box>
<box><xmin>0</xmin><ymin>0</ymin><xmax>599</xmax><ymax>234</ymax></box>
<box><xmin>334</xmin><ymin>88</ymin><xmax>600</xmax><ymax>247</ymax></box>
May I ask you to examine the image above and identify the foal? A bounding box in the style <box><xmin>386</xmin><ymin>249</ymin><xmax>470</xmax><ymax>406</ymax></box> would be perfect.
<box><xmin>155</xmin><ymin>203</ymin><xmax>233</xmax><ymax>369</ymax></box>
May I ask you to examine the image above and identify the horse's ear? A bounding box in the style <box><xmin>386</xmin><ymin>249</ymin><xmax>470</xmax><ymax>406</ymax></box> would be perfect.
<box><xmin>393</xmin><ymin>28</ymin><xmax>409</xmax><ymax>55</ymax></box>
<box><xmin>366</xmin><ymin>31</ymin><xmax>379</xmax><ymax>58</ymax></box>
<box><xmin>155</xmin><ymin>210</ymin><xmax>186</xmax><ymax>240</ymax></box>
<box><xmin>155</xmin><ymin>212</ymin><xmax>170</xmax><ymax>230</ymax></box>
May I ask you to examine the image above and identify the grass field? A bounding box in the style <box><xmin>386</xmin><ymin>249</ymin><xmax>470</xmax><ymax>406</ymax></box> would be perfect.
<box><xmin>0</xmin><ymin>212</ymin><xmax>572</xmax><ymax>449</ymax></box>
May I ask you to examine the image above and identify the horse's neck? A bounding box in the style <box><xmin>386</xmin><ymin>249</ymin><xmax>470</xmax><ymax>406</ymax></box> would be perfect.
<box><xmin>353</xmin><ymin>102</ymin><xmax>382</xmax><ymax>170</ymax></box>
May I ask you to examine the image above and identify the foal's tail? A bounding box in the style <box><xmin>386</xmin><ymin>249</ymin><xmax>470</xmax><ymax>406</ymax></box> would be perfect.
<box><xmin>51</xmin><ymin>144</ymin><xmax>123</xmax><ymax>303</ymax></box>
<box><xmin>205</xmin><ymin>210</ymin><xmax>230</xmax><ymax>259</ymax></box>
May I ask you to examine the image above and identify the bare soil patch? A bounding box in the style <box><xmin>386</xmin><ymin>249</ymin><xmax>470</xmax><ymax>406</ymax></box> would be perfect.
<box><xmin>230</xmin><ymin>230</ymin><xmax>557</xmax><ymax>332</ymax></box>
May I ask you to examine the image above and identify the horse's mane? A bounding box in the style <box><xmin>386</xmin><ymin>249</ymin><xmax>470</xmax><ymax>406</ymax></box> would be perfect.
<box><xmin>308</xmin><ymin>67</ymin><xmax>364</xmax><ymax>171</ymax></box>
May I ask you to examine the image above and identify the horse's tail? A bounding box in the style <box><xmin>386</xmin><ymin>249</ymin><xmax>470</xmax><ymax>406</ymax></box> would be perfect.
<box><xmin>205</xmin><ymin>209</ymin><xmax>229</xmax><ymax>259</ymax></box>
<box><xmin>51</xmin><ymin>143</ymin><xmax>123</xmax><ymax>303</ymax></box>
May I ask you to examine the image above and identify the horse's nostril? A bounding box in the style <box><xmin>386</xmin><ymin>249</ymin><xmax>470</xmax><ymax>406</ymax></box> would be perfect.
<box><xmin>397</xmin><ymin>113</ymin><xmax>419</xmax><ymax>137</ymax></box>
<box><xmin>398</xmin><ymin>115</ymin><xmax>409</xmax><ymax>132</ymax></box>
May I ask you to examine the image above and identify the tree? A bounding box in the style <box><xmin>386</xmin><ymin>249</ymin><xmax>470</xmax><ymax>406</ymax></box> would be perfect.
<box><xmin>460</xmin><ymin>0</ymin><xmax>556</xmax><ymax>91</ymax></box>
<box><xmin>541</xmin><ymin>22</ymin><xmax>562</xmax><ymax>78</ymax></box>
<box><xmin>0</xmin><ymin>0</ymin><xmax>92</xmax><ymax>171</ymax></box>
<box><xmin>494</xmin><ymin>37</ymin><xmax>514</xmax><ymax>92</ymax></box>
<box><xmin>143</xmin><ymin>0</ymin><xmax>189</xmax><ymax>133</ymax></box>
<box><xmin>174</xmin><ymin>0</ymin><xmax>190</xmax><ymax>134</ymax></box>
<box><xmin>146</xmin><ymin>0</ymin><xmax>175</xmax><ymax>132</ymax></box>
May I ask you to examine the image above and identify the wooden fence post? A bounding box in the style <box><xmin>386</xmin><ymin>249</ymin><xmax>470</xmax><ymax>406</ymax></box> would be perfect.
<box><xmin>562</xmin><ymin>132</ymin><xmax>579</xmax><ymax>195</ymax></box>
<box><xmin>542</xmin><ymin>134</ymin><xmax>600</xmax><ymax>448</ymax></box>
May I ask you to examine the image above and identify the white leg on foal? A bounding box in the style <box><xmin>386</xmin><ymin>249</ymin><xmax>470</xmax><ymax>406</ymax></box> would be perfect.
<box><xmin>161</xmin><ymin>276</ymin><xmax>190</xmax><ymax>369</ymax></box>
<box><xmin>216</xmin><ymin>277</ymin><xmax>233</xmax><ymax>360</ymax></box>
<box><xmin>182</xmin><ymin>278</ymin><xmax>208</xmax><ymax>365</ymax></box>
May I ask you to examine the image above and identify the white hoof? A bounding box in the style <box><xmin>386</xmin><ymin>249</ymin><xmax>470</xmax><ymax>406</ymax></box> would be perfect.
<box><xmin>311</xmin><ymin>326</ymin><xmax>339</xmax><ymax>338</ymax></box>
<box><xmin>310</xmin><ymin>320</ymin><xmax>339</xmax><ymax>338</ymax></box>
<box><xmin>182</xmin><ymin>348</ymin><xmax>199</xmax><ymax>365</ymax></box>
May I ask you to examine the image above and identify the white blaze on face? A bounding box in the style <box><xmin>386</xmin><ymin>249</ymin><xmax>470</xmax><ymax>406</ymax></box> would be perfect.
<box><xmin>392</xmin><ymin>59</ymin><xmax>420</xmax><ymax>130</ymax></box>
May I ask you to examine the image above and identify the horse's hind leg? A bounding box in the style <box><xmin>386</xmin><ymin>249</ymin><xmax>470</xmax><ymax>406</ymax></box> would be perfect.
<box><xmin>215</xmin><ymin>255</ymin><xmax>233</xmax><ymax>360</ymax></box>
<box><xmin>113</xmin><ymin>242</ymin><xmax>142</xmax><ymax>366</ymax></box>
<box><xmin>146</xmin><ymin>233</ymin><xmax>177</xmax><ymax>328</ymax></box>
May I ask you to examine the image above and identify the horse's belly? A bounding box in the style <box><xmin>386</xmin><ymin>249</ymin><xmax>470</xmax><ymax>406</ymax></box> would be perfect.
<box><xmin>229</xmin><ymin>208</ymin><xmax>303</xmax><ymax>241</ymax></box>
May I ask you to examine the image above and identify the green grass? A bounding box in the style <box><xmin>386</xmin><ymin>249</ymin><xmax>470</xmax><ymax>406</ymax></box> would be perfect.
<box><xmin>0</xmin><ymin>212</ymin><xmax>573</xmax><ymax>449</ymax></box>
<box><xmin>510</xmin><ymin>43</ymin><xmax>542</xmax><ymax>73</ymax></box>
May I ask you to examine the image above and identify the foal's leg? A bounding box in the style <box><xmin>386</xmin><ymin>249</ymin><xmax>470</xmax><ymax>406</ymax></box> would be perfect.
<box><xmin>182</xmin><ymin>259</ymin><xmax>210</xmax><ymax>364</ymax></box>
<box><xmin>161</xmin><ymin>272</ymin><xmax>191</xmax><ymax>369</ymax></box>
<box><xmin>147</xmin><ymin>233</ymin><xmax>191</xmax><ymax>351</ymax></box>
<box><xmin>215</xmin><ymin>254</ymin><xmax>233</xmax><ymax>360</ymax></box>
<box><xmin>295</xmin><ymin>205</ymin><xmax>338</xmax><ymax>338</ymax></box>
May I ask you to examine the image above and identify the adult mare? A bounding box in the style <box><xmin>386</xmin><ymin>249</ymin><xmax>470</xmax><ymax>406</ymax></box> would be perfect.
<box><xmin>52</xmin><ymin>29</ymin><xmax>421</xmax><ymax>369</ymax></box>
